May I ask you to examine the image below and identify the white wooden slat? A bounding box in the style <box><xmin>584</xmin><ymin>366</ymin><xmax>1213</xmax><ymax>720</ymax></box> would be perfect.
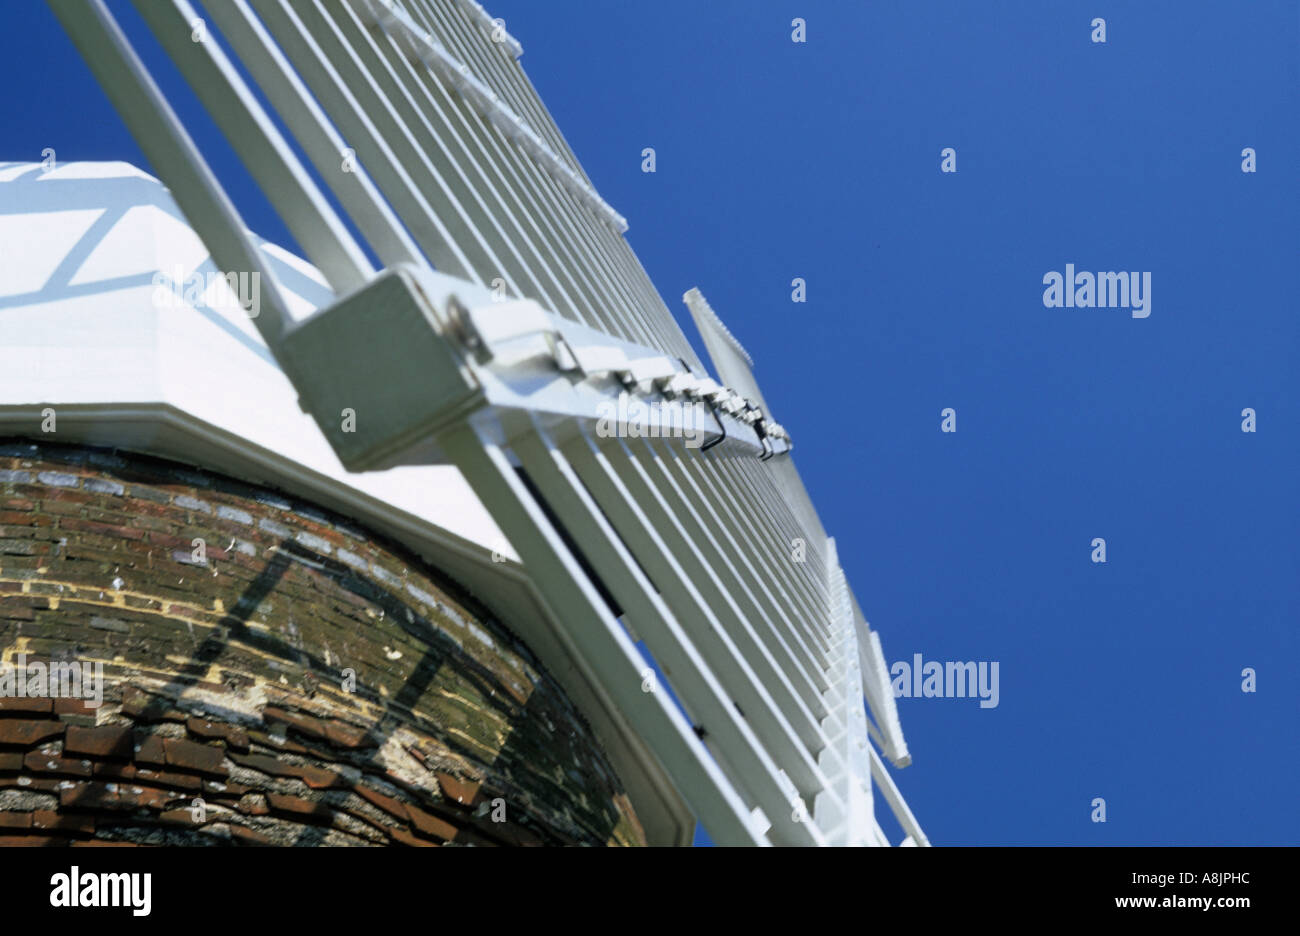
<box><xmin>438</xmin><ymin>422</ymin><xmax>763</xmax><ymax>845</ymax></box>
<box><xmin>509</xmin><ymin>420</ymin><xmax>824</xmax><ymax>845</ymax></box>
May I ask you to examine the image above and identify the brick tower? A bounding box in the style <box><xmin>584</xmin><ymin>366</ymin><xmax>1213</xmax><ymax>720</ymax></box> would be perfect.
<box><xmin>0</xmin><ymin>440</ymin><xmax>644</xmax><ymax>846</ymax></box>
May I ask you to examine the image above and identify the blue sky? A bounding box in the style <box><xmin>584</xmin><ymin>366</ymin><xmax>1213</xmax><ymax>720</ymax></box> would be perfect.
<box><xmin>4</xmin><ymin>0</ymin><xmax>1296</xmax><ymax>845</ymax></box>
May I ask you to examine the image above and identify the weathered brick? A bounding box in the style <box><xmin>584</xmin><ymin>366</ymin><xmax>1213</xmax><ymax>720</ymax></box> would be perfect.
<box><xmin>121</xmin><ymin>687</ymin><xmax>185</xmax><ymax>722</ymax></box>
<box><xmin>0</xmin><ymin>719</ymin><xmax>65</xmax><ymax>747</ymax></box>
<box><xmin>53</xmin><ymin>698</ymin><xmax>98</xmax><ymax>718</ymax></box>
<box><xmin>65</xmin><ymin>725</ymin><xmax>133</xmax><ymax>759</ymax></box>
<box><xmin>89</xmin><ymin>615</ymin><xmax>130</xmax><ymax>634</ymax></box>
<box><xmin>59</xmin><ymin>781</ymin><xmax>138</xmax><ymax>811</ymax></box>
<box><xmin>235</xmin><ymin>793</ymin><xmax>270</xmax><ymax>816</ymax></box>
<box><xmin>203</xmin><ymin>778</ymin><xmax>250</xmax><ymax>798</ymax></box>
<box><xmin>133</xmin><ymin>733</ymin><xmax>167</xmax><ymax>767</ymax></box>
<box><xmin>228</xmin><ymin>824</ymin><xmax>272</xmax><ymax>846</ymax></box>
<box><xmin>406</xmin><ymin>805</ymin><xmax>460</xmax><ymax>842</ymax></box>
<box><xmin>263</xmin><ymin>706</ymin><xmax>327</xmax><ymax>742</ymax></box>
<box><xmin>298</xmin><ymin>766</ymin><xmax>345</xmax><ymax>790</ymax></box>
<box><xmin>216</xmin><ymin>505</ymin><xmax>253</xmax><ymax>525</ymax></box>
<box><xmin>130</xmin><ymin>767</ymin><xmax>203</xmax><ymax>792</ymax></box>
<box><xmin>389</xmin><ymin>826</ymin><xmax>440</xmax><ymax>847</ymax></box>
<box><xmin>33</xmin><ymin>810</ymin><xmax>94</xmax><ymax>834</ymax></box>
<box><xmin>24</xmin><ymin>751</ymin><xmax>93</xmax><ymax>778</ymax></box>
<box><xmin>0</xmin><ymin>834</ymin><xmax>68</xmax><ymax>846</ymax></box>
<box><xmin>252</xmin><ymin>491</ymin><xmax>292</xmax><ymax>511</ymax></box>
<box><xmin>435</xmin><ymin>771</ymin><xmax>483</xmax><ymax>806</ymax></box>
<box><xmin>266</xmin><ymin>793</ymin><xmax>332</xmax><ymax>823</ymax></box>
<box><xmin>466</xmin><ymin>623</ymin><xmax>495</xmax><ymax>649</ymax></box>
<box><xmin>405</xmin><ymin>583</ymin><xmax>440</xmax><ymax>609</ymax></box>
<box><xmin>0</xmin><ymin>811</ymin><xmax>31</xmax><ymax>829</ymax></box>
<box><xmin>0</xmin><ymin>775</ymin><xmax>60</xmax><ymax>793</ymax></box>
<box><xmin>92</xmin><ymin>762</ymin><xmax>137</xmax><ymax>781</ymax></box>
<box><xmin>336</xmin><ymin>548</ymin><xmax>368</xmax><ymax>571</ymax></box>
<box><xmin>353</xmin><ymin>785</ymin><xmax>409</xmax><ymax>823</ymax></box>
<box><xmin>227</xmin><ymin>751</ymin><xmax>289</xmax><ymax>776</ymax></box>
<box><xmin>323</xmin><ymin>720</ymin><xmax>376</xmax><ymax>750</ymax></box>
<box><xmin>258</xmin><ymin>517</ymin><xmax>290</xmax><ymax>538</ymax></box>
<box><xmin>162</xmin><ymin>738</ymin><xmax>227</xmax><ymax>777</ymax></box>
<box><xmin>129</xmin><ymin>486</ymin><xmax>171</xmax><ymax>505</ymax></box>
<box><xmin>36</xmin><ymin>472</ymin><xmax>79</xmax><ymax>488</ymax></box>
<box><xmin>117</xmin><ymin>785</ymin><xmax>177</xmax><ymax>810</ymax></box>
<box><xmin>41</xmin><ymin>500</ymin><xmax>88</xmax><ymax>518</ymax></box>
<box><xmin>59</xmin><ymin>518</ymin><xmax>148</xmax><ymax>540</ymax></box>
<box><xmin>174</xmin><ymin>495</ymin><xmax>211</xmax><ymax>514</ymax></box>
<box><xmin>156</xmin><ymin>808</ymin><xmax>204</xmax><ymax>826</ymax></box>
<box><xmin>186</xmin><ymin>717</ymin><xmax>249</xmax><ymax>752</ymax></box>
<box><xmin>294</xmin><ymin>530</ymin><xmax>333</xmax><ymax>555</ymax></box>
